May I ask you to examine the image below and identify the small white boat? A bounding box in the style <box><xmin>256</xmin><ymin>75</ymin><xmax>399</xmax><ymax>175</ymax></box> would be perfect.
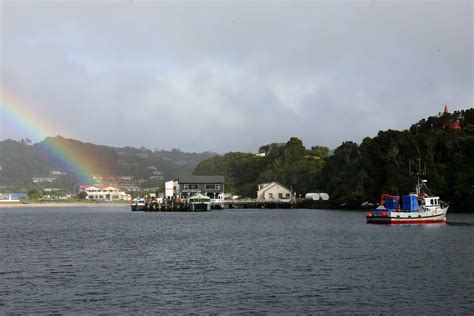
<box><xmin>366</xmin><ymin>174</ymin><xmax>448</xmax><ymax>224</ymax></box>
<box><xmin>130</xmin><ymin>198</ymin><xmax>146</xmax><ymax>211</ymax></box>
<box><xmin>189</xmin><ymin>194</ymin><xmax>212</xmax><ymax>212</ymax></box>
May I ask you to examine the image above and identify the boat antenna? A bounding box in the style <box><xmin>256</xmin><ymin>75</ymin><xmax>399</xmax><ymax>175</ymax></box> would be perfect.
<box><xmin>411</xmin><ymin>159</ymin><xmax>431</xmax><ymax>196</ymax></box>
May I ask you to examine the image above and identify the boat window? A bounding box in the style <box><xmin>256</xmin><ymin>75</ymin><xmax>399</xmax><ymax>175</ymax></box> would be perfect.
<box><xmin>430</xmin><ymin>199</ymin><xmax>434</xmax><ymax>205</ymax></box>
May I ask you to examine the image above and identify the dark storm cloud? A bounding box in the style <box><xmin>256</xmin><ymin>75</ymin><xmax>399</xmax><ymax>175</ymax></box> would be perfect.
<box><xmin>1</xmin><ymin>0</ymin><xmax>472</xmax><ymax>152</ymax></box>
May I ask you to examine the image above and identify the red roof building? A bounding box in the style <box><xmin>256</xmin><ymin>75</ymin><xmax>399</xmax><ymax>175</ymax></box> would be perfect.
<box><xmin>443</xmin><ymin>105</ymin><xmax>461</xmax><ymax>130</ymax></box>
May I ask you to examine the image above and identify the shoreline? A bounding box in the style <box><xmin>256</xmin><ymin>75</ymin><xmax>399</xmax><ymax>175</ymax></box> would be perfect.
<box><xmin>0</xmin><ymin>202</ymin><xmax>470</xmax><ymax>213</ymax></box>
<box><xmin>0</xmin><ymin>202</ymin><xmax>129</xmax><ymax>208</ymax></box>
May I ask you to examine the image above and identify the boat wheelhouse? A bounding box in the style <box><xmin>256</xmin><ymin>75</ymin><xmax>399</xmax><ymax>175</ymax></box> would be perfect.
<box><xmin>189</xmin><ymin>194</ymin><xmax>212</xmax><ymax>212</ymax></box>
<box><xmin>130</xmin><ymin>198</ymin><xmax>146</xmax><ymax>212</ymax></box>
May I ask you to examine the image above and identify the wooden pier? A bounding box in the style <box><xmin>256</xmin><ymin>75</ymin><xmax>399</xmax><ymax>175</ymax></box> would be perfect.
<box><xmin>212</xmin><ymin>199</ymin><xmax>295</xmax><ymax>209</ymax></box>
<box><xmin>138</xmin><ymin>198</ymin><xmax>296</xmax><ymax>212</ymax></box>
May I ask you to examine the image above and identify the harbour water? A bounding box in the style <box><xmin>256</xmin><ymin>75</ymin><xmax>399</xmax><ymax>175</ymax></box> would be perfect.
<box><xmin>1</xmin><ymin>207</ymin><xmax>473</xmax><ymax>314</ymax></box>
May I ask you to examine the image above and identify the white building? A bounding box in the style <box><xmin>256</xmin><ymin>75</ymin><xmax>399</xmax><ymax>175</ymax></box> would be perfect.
<box><xmin>257</xmin><ymin>181</ymin><xmax>292</xmax><ymax>201</ymax></box>
<box><xmin>32</xmin><ymin>177</ymin><xmax>56</xmax><ymax>183</ymax></box>
<box><xmin>82</xmin><ymin>185</ymin><xmax>131</xmax><ymax>201</ymax></box>
<box><xmin>50</xmin><ymin>170</ymin><xmax>67</xmax><ymax>176</ymax></box>
<box><xmin>165</xmin><ymin>180</ymin><xmax>179</xmax><ymax>197</ymax></box>
<box><xmin>0</xmin><ymin>193</ymin><xmax>20</xmax><ymax>202</ymax></box>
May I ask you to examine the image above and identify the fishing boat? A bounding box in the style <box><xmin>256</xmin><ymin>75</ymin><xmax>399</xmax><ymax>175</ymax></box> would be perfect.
<box><xmin>189</xmin><ymin>193</ymin><xmax>212</xmax><ymax>211</ymax></box>
<box><xmin>366</xmin><ymin>172</ymin><xmax>448</xmax><ymax>224</ymax></box>
<box><xmin>130</xmin><ymin>197</ymin><xmax>146</xmax><ymax>211</ymax></box>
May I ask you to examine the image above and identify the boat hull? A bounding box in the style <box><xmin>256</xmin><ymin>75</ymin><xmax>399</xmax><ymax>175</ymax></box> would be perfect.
<box><xmin>367</xmin><ymin>207</ymin><xmax>448</xmax><ymax>224</ymax></box>
<box><xmin>190</xmin><ymin>202</ymin><xmax>211</xmax><ymax>212</ymax></box>
<box><xmin>131</xmin><ymin>204</ymin><xmax>146</xmax><ymax>212</ymax></box>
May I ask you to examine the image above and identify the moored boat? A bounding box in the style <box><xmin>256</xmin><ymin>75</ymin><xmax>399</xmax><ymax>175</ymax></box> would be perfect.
<box><xmin>130</xmin><ymin>198</ymin><xmax>146</xmax><ymax>211</ymax></box>
<box><xmin>189</xmin><ymin>194</ymin><xmax>212</xmax><ymax>211</ymax></box>
<box><xmin>366</xmin><ymin>174</ymin><xmax>448</xmax><ymax>224</ymax></box>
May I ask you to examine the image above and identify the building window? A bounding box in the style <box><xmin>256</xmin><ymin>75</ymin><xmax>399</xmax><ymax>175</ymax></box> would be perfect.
<box><xmin>286</xmin><ymin>193</ymin><xmax>290</xmax><ymax>198</ymax></box>
<box><xmin>278</xmin><ymin>193</ymin><xmax>283</xmax><ymax>199</ymax></box>
<box><xmin>183</xmin><ymin>184</ymin><xmax>198</xmax><ymax>190</ymax></box>
<box><xmin>205</xmin><ymin>184</ymin><xmax>220</xmax><ymax>190</ymax></box>
<box><xmin>268</xmin><ymin>193</ymin><xmax>273</xmax><ymax>199</ymax></box>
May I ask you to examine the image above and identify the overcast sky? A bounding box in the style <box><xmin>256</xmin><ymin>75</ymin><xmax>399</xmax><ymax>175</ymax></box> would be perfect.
<box><xmin>1</xmin><ymin>0</ymin><xmax>472</xmax><ymax>153</ymax></box>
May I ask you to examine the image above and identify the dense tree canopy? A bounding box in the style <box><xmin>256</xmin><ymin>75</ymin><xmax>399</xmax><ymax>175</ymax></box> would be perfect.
<box><xmin>193</xmin><ymin>137</ymin><xmax>327</xmax><ymax>197</ymax></box>
<box><xmin>194</xmin><ymin>109</ymin><xmax>474</xmax><ymax>211</ymax></box>
<box><xmin>319</xmin><ymin>108</ymin><xmax>474</xmax><ymax>210</ymax></box>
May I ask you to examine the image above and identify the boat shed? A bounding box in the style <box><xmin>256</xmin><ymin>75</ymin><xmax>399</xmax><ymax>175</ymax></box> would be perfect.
<box><xmin>257</xmin><ymin>181</ymin><xmax>292</xmax><ymax>201</ymax></box>
<box><xmin>177</xmin><ymin>175</ymin><xmax>225</xmax><ymax>199</ymax></box>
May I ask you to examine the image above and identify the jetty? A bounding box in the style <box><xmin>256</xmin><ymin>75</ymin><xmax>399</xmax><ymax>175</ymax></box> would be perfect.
<box><xmin>212</xmin><ymin>198</ymin><xmax>295</xmax><ymax>209</ymax></box>
<box><xmin>136</xmin><ymin>198</ymin><xmax>296</xmax><ymax>212</ymax></box>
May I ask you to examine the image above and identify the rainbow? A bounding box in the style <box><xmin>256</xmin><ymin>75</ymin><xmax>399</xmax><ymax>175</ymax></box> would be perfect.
<box><xmin>1</xmin><ymin>87</ymin><xmax>94</xmax><ymax>184</ymax></box>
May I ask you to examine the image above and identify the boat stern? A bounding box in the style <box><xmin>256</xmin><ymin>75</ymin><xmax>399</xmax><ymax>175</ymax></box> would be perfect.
<box><xmin>366</xmin><ymin>209</ymin><xmax>393</xmax><ymax>224</ymax></box>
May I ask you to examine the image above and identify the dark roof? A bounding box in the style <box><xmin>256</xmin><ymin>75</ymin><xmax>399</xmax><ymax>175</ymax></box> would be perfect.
<box><xmin>178</xmin><ymin>175</ymin><xmax>225</xmax><ymax>184</ymax></box>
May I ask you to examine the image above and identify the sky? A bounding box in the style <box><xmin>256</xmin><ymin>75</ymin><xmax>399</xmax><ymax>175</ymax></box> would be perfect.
<box><xmin>0</xmin><ymin>0</ymin><xmax>472</xmax><ymax>153</ymax></box>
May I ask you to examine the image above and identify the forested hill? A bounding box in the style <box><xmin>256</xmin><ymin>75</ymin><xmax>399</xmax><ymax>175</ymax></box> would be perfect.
<box><xmin>0</xmin><ymin>136</ymin><xmax>216</xmax><ymax>191</ymax></box>
<box><xmin>193</xmin><ymin>138</ymin><xmax>329</xmax><ymax>198</ymax></box>
<box><xmin>193</xmin><ymin>108</ymin><xmax>474</xmax><ymax>210</ymax></box>
<box><xmin>320</xmin><ymin>108</ymin><xmax>474</xmax><ymax>210</ymax></box>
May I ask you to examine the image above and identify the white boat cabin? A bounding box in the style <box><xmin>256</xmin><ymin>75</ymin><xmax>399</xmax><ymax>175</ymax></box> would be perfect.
<box><xmin>421</xmin><ymin>196</ymin><xmax>440</xmax><ymax>207</ymax></box>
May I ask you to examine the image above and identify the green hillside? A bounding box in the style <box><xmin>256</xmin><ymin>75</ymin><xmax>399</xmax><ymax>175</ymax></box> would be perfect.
<box><xmin>193</xmin><ymin>108</ymin><xmax>474</xmax><ymax>211</ymax></box>
<box><xmin>193</xmin><ymin>138</ymin><xmax>328</xmax><ymax>198</ymax></box>
<box><xmin>0</xmin><ymin>136</ymin><xmax>216</xmax><ymax>192</ymax></box>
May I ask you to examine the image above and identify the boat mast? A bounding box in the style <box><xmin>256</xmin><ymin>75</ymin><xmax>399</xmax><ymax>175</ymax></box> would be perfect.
<box><xmin>410</xmin><ymin>159</ymin><xmax>428</xmax><ymax>196</ymax></box>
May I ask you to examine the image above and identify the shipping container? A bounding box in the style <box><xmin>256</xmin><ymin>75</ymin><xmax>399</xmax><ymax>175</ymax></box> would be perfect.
<box><xmin>384</xmin><ymin>196</ymin><xmax>399</xmax><ymax>209</ymax></box>
<box><xmin>401</xmin><ymin>194</ymin><xmax>418</xmax><ymax>211</ymax></box>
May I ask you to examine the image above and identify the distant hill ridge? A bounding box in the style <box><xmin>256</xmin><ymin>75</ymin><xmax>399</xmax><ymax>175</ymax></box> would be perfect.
<box><xmin>0</xmin><ymin>136</ymin><xmax>217</xmax><ymax>191</ymax></box>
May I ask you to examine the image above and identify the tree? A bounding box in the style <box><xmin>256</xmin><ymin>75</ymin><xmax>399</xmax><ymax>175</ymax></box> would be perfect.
<box><xmin>77</xmin><ymin>191</ymin><xmax>88</xmax><ymax>200</ymax></box>
<box><xmin>27</xmin><ymin>188</ymin><xmax>43</xmax><ymax>200</ymax></box>
<box><xmin>193</xmin><ymin>137</ymin><xmax>326</xmax><ymax>197</ymax></box>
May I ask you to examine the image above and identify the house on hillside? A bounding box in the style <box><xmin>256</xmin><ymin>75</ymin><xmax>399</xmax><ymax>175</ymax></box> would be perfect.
<box><xmin>50</xmin><ymin>170</ymin><xmax>67</xmax><ymax>176</ymax></box>
<box><xmin>165</xmin><ymin>175</ymin><xmax>225</xmax><ymax>199</ymax></box>
<box><xmin>257</xmin><ymin>181</ymin><xmax>292</xmax><ymax>201</ymax></box>
<box><xmin>32</xmin><ymin>177</ymin><xmax>56</xmax><ymax>183</ymax></box>
<box><xmin>442</xmin><ymin>105</ymin><xmax>461</xmax><ymax>129</ymax></box>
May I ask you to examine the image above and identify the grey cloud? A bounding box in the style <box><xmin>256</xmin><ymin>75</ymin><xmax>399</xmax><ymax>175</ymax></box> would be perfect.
<box><xmin>1</xmin><ymin>0</ymin><xmax>472</xmax><ymax>152</ymax></box>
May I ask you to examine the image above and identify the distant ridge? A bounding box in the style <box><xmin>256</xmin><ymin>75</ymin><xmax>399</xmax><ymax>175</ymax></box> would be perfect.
<box><xmin>0</xmin><ymin>136</ymin><xmax>217</xmax><ymax>191</ymax></box>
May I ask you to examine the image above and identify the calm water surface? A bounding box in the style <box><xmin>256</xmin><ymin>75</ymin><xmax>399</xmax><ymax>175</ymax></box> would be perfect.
<box><xmin>1</xmin><ymin>207</ymin><xmax>473</xmax><ymax>314</ymax></box>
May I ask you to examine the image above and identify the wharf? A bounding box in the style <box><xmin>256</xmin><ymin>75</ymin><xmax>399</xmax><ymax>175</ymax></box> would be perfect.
<box><xmin>212</xmin><ymin>199</ymin><xmax>295</xmax><ymax>209</ymax></box>
<box><xmin>139</xmin><ymin>198</ymin><xmax>296</xmax><ymax>212</ymax></box>
<box><xmin>144</xmin><ymin>202</ymin><xmax>190</xmax><ymax>212</ymax></box>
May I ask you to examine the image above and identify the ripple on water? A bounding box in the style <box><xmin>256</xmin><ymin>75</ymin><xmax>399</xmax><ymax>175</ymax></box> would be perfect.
<box><xmin>1</xmin><ymin>208</ymin><xmax>473</xmax><ymax>313</ymax></box>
